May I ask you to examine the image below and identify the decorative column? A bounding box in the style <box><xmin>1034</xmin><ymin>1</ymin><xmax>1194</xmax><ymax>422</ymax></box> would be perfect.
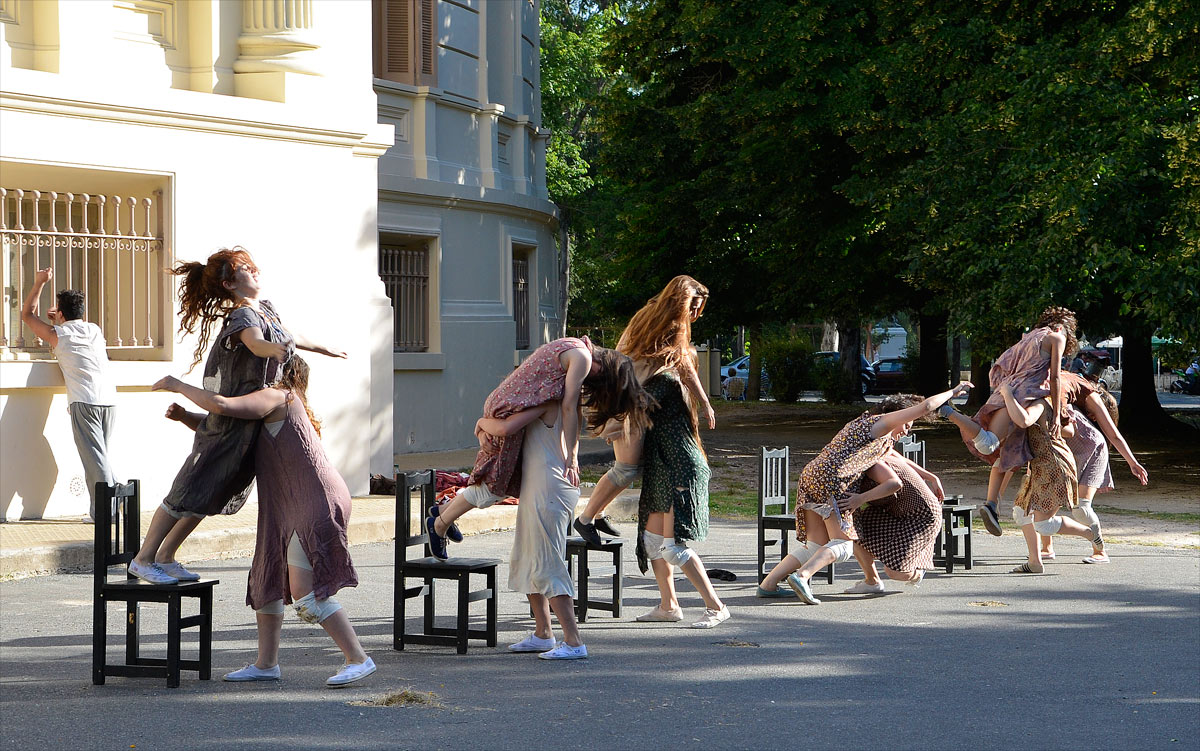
<box><xmin>234</xmin><ymin>0</ymin><xmax>320</xmax><ymax>102</ymax></box>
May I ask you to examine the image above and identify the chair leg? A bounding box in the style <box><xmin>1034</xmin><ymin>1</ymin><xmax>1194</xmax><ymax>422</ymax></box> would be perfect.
<box><xmin>199</xmin><ymin>589</ymin><xmax>213</xmax><ymax>681</ymax></box>
<box><xmin>945</xmin><ymin>521</ymin><xmax>958</xmax><ymax>574</ymax></box>
<box><xmin>485</xmin><ymin>568</ymin><xmax>497</xmax><ymax>648</ymax></box>
<box><xmin>125</xmin><ymin>601</ymin><xmax>140</xmax><ymax>665</ymax></box>
<box><xmin>577</xmin><ymin>547</ymin><xmax>590</xmax><ymax>624</ymax></box>
<box><xmin>612</xmin><ymin>548</ymin><xmax>623</xmax><ymax>618</ymax></box>
<box><xmin>423</xmin><ymin>577</ymin><xmax>436</xmax><ymax>638</ymax></box>
<box><xmin>456</xmin><ymin>575</ymin><xmax>469</xmax><ymax>655</ymax></box>
<box><xmin>167</xmin><ymin>596</ymin><xmax>181</xmax><ymax>688</ymax></box>
<box><xmin>394</xmin><ymin>574</ymin><xmax>407</xmax><ymax>652</ymax></box>
<box><xmin>963</xmin><ymin>512</ymin><xmax>974</xmax><ymax>570</ymax></box>
<box><xmin>92</xmin><ymin>596</ymin><xmax>106</xmax><ymax>686</ymax></box>
<box><xmin>757</xmin><ymin>524</ymin><xmax>766</xmax><ymax>584</ymax></box>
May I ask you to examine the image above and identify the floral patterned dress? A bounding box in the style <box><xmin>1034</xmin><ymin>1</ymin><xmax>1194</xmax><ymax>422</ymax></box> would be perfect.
<box><xmin>966</xmin><ymin>327</ymin><xmax>1053</xmax><ymax>472</ymax></box>
<box><xmin>795</xmin><ymin>413</ymin><xmax>892</xmax><ymax>543</ymax></box>
<box><xmin>853</xmin><ymin>453</ymin><xmax>941</xmax><ymax>573</ymax></box>
<box><xmin>1013</xmin><ymin>412</ymin><xmax>1079</xmax><ymax>516</ymax></box>
<box><xmin>635</xmin><ymin>369</ymin><xmax>710</xmax><ymax>573</ymax></box>
<box><xmin>469</xmin><ymin>337</ymin><xmax>591</xmax><ymax>498</ymax></box>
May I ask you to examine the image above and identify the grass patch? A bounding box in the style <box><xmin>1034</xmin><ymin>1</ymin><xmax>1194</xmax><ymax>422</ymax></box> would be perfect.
<box><xmin>579</xmin><ymin>468</ymin><xmax>605</xmax><ymax>485</ymax></box>
<box><xmin>349</xmin><ymin>688</ymin><xmax>444</xmax><ymax>709</ymax></box>
<box><xmin>1093</xmin><ymin>506</ymin><xmax>1200</xmax><ymax>525</ymax></box>
<box><xmin>709</xmin><ymin>490</ymin><xmax>759</xmax><ymax>518</ymax></box>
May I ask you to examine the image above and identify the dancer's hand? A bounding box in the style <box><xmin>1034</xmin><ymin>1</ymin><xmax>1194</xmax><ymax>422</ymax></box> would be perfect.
<box><xmin>164</xmin><ymin>403</ymin><xmax>187</xmax><ymax>422</ymax></box>
<box><xmin>925</xmin><ymin>475</ymin><xmax>945</xmax><ymax>501</ymax></box>
<box><xmin>951</xmin><ymin>380</ymin><xmax>974</xmax><ymax>398</ymax></box>
<box><xmin>564</xmin><ymin>460</ymin><xmax>580</xmax><ymax>488</ymax></box>
<box><xmin>152</xmin><ymin>375</ymin><xmax>182</xmax><ymax>393</ymax></box>
<box><xmin>703</xmin><ymin>402</ymin><xmax>716</xmax><ymax>430</ymax></box>
<box><xmin>35</xmin><ymin>268</ymin><xmax>52</xmax><ymax>284</ymax></box>
<box><xmin>841</xmin><ymin>492</ymin><xmax>869</xmax><ymax>512</ymax></box>
<box><xmin>1128</xmin><ymin>459</ymin><xmax>1149</xmax><ymax>485</ymax></box>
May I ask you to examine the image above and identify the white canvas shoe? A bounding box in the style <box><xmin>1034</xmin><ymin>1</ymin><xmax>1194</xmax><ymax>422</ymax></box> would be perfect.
<box><xmin>223</xmin><ymin>664</ymin><xmax>280</xmax><ymax>682</ymax></box>
<box><xmin>326</xmin><ymin>657</ymin><xmax>376</xmax><ymax>688</ymax></box>
<box><xmin>538</xmin><ymin>642</ymin><xmax>587</xmax><ymax>660</ymax></box>
<box><xmin>508</xmin><ymin>633</ymin><xmax>556</xmax><ymax>652</ymax></box>
<box><xmin>843</xmin><ymin>580</ymin><xmax>886</xmax><ymax>594</ymax></box>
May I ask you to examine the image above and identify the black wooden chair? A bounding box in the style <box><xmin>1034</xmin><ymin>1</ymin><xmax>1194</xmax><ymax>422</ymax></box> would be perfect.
<box><xmin>564</xmin><ymin>536</ymin><xmax>624</xmax><ymax>622</ymax></box>
<box><xmin>393</xmin><ymin>470</ymin><xmax>498</xmax><ymax>654</ymax></box>
<box><xmin>934</xmin><ymin>496</ymin><xmax>975</xmax><ymax>573</ymax></box>
<box><xmin>758</xmin><ymin>447</ymin><xmax>834</xmax><ymax>584</ymax></box>
<box><xmin>92</xmin><ymin>480</ymin><xmax>217</xmax><ymax>688</ymax></box>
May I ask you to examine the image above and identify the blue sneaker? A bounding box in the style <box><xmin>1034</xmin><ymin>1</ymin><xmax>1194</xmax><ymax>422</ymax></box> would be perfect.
<box><xmin>425</xmin><ymin>515</ymin><xmax>448</xmax><ymax>560</ymax></box>
<box><xmin>755</xmin><ymin>585</ymin><xmax>793</xmax><ymax>598</ymax></box>
<box><xmin>430</xmin><ymin>504</ymin><xmax>463</xmax><ymax>543</ymax></box>
<box><xmin>786</xmin><ymin>574</ymin><xmax>821</xmax><ymax>605</ymax></box>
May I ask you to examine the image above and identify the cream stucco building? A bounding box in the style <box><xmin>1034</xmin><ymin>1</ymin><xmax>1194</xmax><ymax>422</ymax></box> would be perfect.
<box><xmin>0</xmin><ymin>0</ymin><xmax>559</xmax><ymax>520</ymax></box>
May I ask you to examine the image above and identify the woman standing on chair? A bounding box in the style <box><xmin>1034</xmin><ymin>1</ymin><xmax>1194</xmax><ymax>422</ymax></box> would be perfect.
<box><xmin>154</xmin><ymin>357</ymin><xmax>375</xmax><ymax>687</ymax></box>
<box><xmin>574</xmin><ymin>275</ymin><xmax>715</xmax><ymax>545</ymax></box>
<box><xmin>758</xmin><ymin>384</ymin><xmax>972</xmax><ymax>604</ymax></box>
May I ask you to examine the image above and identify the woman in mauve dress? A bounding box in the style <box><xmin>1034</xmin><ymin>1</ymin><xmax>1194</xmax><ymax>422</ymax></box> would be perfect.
<box><xmin>154</xmin><ymin>357</ymin><xmax>375</xmax><ymax>688</ymax></box>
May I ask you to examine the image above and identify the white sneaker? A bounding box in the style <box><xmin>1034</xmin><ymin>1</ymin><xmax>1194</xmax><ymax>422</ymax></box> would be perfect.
<box><xmin>843</xmin><ymin>580</ymin><xmax>886</xmax><ymax>594</ymax></box>
<box><xmin>538</xmin><ymin>642</ymin><xmax>588</xmax><ymax>660</ymax></box>
<box><xmin>508</xmin><ymin>633</ymin><xmax>556</xmax><ymax>652</ymax></box>
<box><xmin>635</xmin><ymin>605</ymin><xmax>683</xmax><ymax>622</ymax></box>
<box><xmin>157</xmin><ymin>562</ymin><xmax>201</xmax><ymax>582</ymax></box>
<box><xmin>223</xmin><ymin>663</ymin><xmax>280</xmax><ymax>682</ymax></box>
<box><xmin>690</xmin><ymin>605</ymin><xmax>731</xmax><ymax>629</ymax></box>
<box><xmin>326</xmin><ymin>657</ymin><xmax>376</xmax><ymax>688</ymax></box>
<box><xmin>128</xmin><ymin>560</ymin><xmax>178</xmax><ymax>585</ymax></box>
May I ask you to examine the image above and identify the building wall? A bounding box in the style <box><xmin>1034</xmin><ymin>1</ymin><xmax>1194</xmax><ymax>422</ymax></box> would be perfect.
<box><xmin>377</xmin><ymin>0</ymin><xmax>559</xmax><ymax>453</ymax></box>
<box><xmin>0</xmin><ymin>0</ymin><xmax>394</xmax><ymax>519</ymax></box>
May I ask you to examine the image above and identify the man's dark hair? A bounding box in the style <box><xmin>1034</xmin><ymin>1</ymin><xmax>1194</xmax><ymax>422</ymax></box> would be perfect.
<box><xmin>56</xmin><ymin>289</ymin><xmax>86</xmax><ymax>321</ymax></box>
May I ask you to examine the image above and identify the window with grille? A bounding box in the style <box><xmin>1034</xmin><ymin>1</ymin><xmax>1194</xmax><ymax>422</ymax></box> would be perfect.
<box><xmin>512</xmin><ymin>253</ymin><xmax>530</xmax><ymax>350</ymax></box>
<box><xmin>2</xmin><ymin>186</ymin><xmax>167</xmax><ymax>358</ymax></box>
<box><xmin>380</xmin><ymin>240</ymin><xmax>430</xmax><ymax>352</ymax></box>
<box><xmin>372</xmin><ymin>0</ymin><xmax>437</xmax><ymax>86</ymax></box>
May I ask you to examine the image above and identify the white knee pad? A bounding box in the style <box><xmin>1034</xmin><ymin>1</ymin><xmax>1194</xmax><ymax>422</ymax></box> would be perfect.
<box><xmin>293</xmin><ymin>592</ymin><xmax>342</xmax><ymax>624</ymax></box>
<box><xmin>790</xmin><ymin>540</ymin><xmax>821</xmax><ymax>567</ymax></box>
<box><xmin>661</xmin><ymin>538</ymin><xmax>694</xmax><ymax>567</ymax></box>
<box><xmin>973</xmin><ymin>429</ymin><xmax>1000</xmax><ymax>455</ymax></box>
<box><xmin>642</xmin><ymin>530</ymin><xmax>665</xmax><ymax>561</ymax></box>
<box><xmin>256</xmin><ymin>599</ymin><xmax>285</xmax><ymax>615</ymax></box>
<box><xmin>604</xmin><ymin>461</ymin><xmax>641</xmax><ymax>489</ymax></box>
<box><xmin>458</xmin><ymin>483</ymin><xmax>502</xmax><ymax>509</ymax></box>
<box><xmin>824</xmin><ymin>539</ymin><xmax>854</xmax><ymax>564</ymax></box>
<box><xmin>1032</xmin><ymin>516</ymin><xmax>1063</xmax><ymax>536</ymax></box>
<box><xmin>1072</xmin><ymin>499</ymin><xmax>1101</xmax><ymax>529</ymax></box>
<box><xmin>1013</xmin><ymin>506</ymin><xmax>1034</xmax><ymax>527</ymax></box>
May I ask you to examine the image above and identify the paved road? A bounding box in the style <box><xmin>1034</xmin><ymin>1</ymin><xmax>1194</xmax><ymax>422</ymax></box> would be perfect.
<box><xmin>2</xmin><ymin>522</ymin><xmax>1197</xmax><ymax>750</ymax></box>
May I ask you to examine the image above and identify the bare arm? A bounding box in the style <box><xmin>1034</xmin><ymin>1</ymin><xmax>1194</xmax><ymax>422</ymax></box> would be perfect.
<box><xmin>238</xmin><ymin>326</ymin><xmax>289</xmax><ymax>362</ymax></box>
<box><xmin>841</xmin><ymin>461</ymin><xmax>903</xmax><ymax>511</ymax></box>
<box><xmin>19</xmin><ymin>269</ymin><xmax>58</xmax><ymax>348</ymax></box>
<box><xmin>558</xmin><ymin>346</ymin><xmax>593</xmax><ymax>486</ymax></box>
<box><xmin>888</xmin><ymin>448</ymin><xmax>944</xmax><ymax>501</ymax></box>
<box><xmin>164</xmin><ymin>402</ymin><xmax>205</xmax><ymax>431</ymax></box>
<box><xmin>679</xmin><ymin>359</ymin><xmax>716</xmax><ymax>429</ymax></box>
<box><xmin>1046</xmin><ymin>331</ymin><xmax>1066</xmax><ymax>438</ymax></box>
<box><xmin>998</xmin><ymin>383</ymin><xmax>1045</xmax><ymax>429</ymax></box>
<box><xmin>293</xmin><ymin>331</ymin><xmax>348</xmax><ymax>359</ymax></box>
<box><xmin>475</xmin><ymin>404</ymin><xmax>554</xmax><ymax>438</ymax></box>
<box><xmin>153</xmin><ymin>375</ymin><xmax>286</xmax><ymax>419</ymax></box>
<box><xmin>871</xmin><ymin>381</ymin><xmax>973</xmax><ymax>438</ymax></box>
<box><xmin>1083</xmin><ymin>393</ymin><xmax>1149</xmax><ymax>484</ymax></box>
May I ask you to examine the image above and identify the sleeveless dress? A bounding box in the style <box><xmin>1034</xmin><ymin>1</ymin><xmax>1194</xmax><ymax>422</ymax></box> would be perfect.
<box><xmin>245</xmin><ymin>396</ymin><xmax>357</xmax><ymax>609</ymax></box>
<box><xmin>635</xmin><ymin>370</ymin><xmax>711</xmax><ymax>573</ymax></box>
<box><xmin>966</xmin><ymin>327</ymin><xmax>1053</xmax><ymax>472</ymax></box>
<box><xmin>164</xmin><ymin>300</ymin><xmax>295</xmax><ymax>516</ymax></box>
<box><xmin>469</xmin><ymin>337</ymin><xmax>591</xmax><ymax>498</ymax></box>
<box><xmin>795</xmin><ymin>413</ymin><xmax>892</xmax><ymax>543</ymax></box>
<box><xmin>853</xmin><ymin>453</ymin><xmax>941</xmax><ymax>573</ymax></box>
<box><xmin>1063</xmin><ymin>406</ymin><xmax>1113</xmax><ymax>492</ymax></box>
<box><xmin>508</xmin><ymin>415</ymin><xmax>578</xmax><ymax>598</ymax></box>
<box><xmin>1013</xmin><ymin>417</ymin><xmax>1079</xmax><ymax>517</ymax></box>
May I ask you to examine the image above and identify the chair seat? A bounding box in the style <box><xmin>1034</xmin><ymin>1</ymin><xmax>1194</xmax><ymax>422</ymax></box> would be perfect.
<box><xmin>401</xmin><ymin>556</ymin><xmax>499</xmax><ymax>572</ymax></box>
<box><xmin>566</xmin><ymin>536</ymin><xmax>625</xmax><ymax>551</ymax></box>
<box><xmin>102</xmin><ymin>578</ymin><xmax>218</xmax><ymax>593</ymax></box>
<box><xmin>760</xmin><ymin>514</ymin><xmax>794</xmax><ymax>529</ymax></box>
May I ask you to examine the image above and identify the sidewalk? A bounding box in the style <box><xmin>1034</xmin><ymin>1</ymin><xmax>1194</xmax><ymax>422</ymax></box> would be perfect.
<box><xmin>0</xmin><ymin>436</ymin><xmax>619</xmax><ymax>580</ymax></box>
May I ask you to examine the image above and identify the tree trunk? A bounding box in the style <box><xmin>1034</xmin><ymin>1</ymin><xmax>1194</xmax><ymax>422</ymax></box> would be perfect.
<box><xmin>838</xmin><ymin>319</ymin><xmax>865</xmax><ymax>402</ymax></box>
<box><xmin>1116</xmin><ymin>321</ymin><xmax>1195</xmax><ymax>437</ymax></box>
<box><xmin>916</xmin><ymin>310</ymin><xmax>949</xmax><ymax>396</ymax></box>
<box><xmin>821</xmin><ymin>320</ymin><xmax>839</xmax><ymax>351</ymax></box>
<box><xmin>967</xmin><ymin>349</ymin><xmax>990</xmax><ymax>412</ymax></box>
<box><xmin>747</xmin><ymin>323</ymin><xmax>763</xmax><ymax>400</ymax></box>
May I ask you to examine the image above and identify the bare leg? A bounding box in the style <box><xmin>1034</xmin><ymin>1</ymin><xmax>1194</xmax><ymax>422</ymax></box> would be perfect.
<box><xmin>1033</xmin><ymin>508</ymin><xmax>1101</xmax><ymax>544</ymax></box>
<box><xmin>1074</xmin><ymin>486</ymin><xmax>1105</xmax><ymax>557</ymax></box>
<box><xmin>986</xmin><ymin>467</ymin><xmax>1014</xmax><ymax>504</ymax></box>
<box><xmin>548</xmin><ymin>594</ymin><xmax>583</xmax><ymax>647</ymax></box>
<box><xmin>155</xmin><ymin>515</ymin><xmax>203</xmax><ymax>564</ymax></box>
<box><xmin>883</xmin><ymin>566</ymin><xmax>920</xmax><ymax>582</ymax></box>
<box><xmin>853</xmin><ymin>542</ymin><xmax>882</xmax><ymax>586</ymax></box>
<box><xmin>945</xmin><ymin>410</ymin><xmax>985</xmax><ymax>443</ymax></box>
<box><xmin>432</xmin><ymin>493</ymin><xmax>475</xmax><ymax>536</ymax></box>
<box><xmin>761</xmin><ymin>509</ymin><xmax>830</xmax><ymax>590</ymax></box>
<box><xmin>527</xmin><ymin>593</ymin><xmax>554</xmax><ymax>641</ymax></box>
<box><xmin>645</xmin><ymin>511</ymin><xmax>679</xmax><ymax>610</ymax></box>
<box><xmin>793</xmin><ymin>514</ymin><xmax>848</xmax><ymax>582</ymax></box>
<box><xmin>581</xmin><ymin>430</ymin><xmax>643</xmax><ymax>520</ymax></box>
<box><xmin>289</xmin><ymin>565</ymin><xmax>367</xmax><ymax>665</ymax></box>
<box><xmin>679</xmin><ymin>557</ymin><xmax>724</xmax><ymax>612</ymax></box>
<box><xmin>133</xmin><ymin>507</ymin><xmax>186</xmax><ymax>566</ymax></box>
<box><xmin>254</xmin><ymin>611</ymin><xmax>284</xmax><ymax>669</ymax></box>
<box><xmin>1019</xmin><ymin>521</ymin><xmax>1044</xmax><ymax>573</ymax></box>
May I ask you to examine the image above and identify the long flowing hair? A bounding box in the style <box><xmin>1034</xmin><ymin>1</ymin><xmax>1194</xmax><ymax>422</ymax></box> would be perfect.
<box><xmin>616</xmin><ymin>275</ymin><xmax>709</xmax><ymax>376</ymax></box>
<box><xmin>1035</xmin><ymin>305</ymin><xmax>1079</xmax><ymax>359</ymax></box>
<box><xmin>171</xmin><ymin>246</ymin><xmax>257</xmax><ymax>370</ymax></box>
<box><xmin>278</xmin><ymin>356</ymin><xmax>322</xmax><ymax>437</ymax></box>
<box><xmin>583</xmin><ymin>347</ymin><xmax>654</xmax><ymax>436</ymax></box>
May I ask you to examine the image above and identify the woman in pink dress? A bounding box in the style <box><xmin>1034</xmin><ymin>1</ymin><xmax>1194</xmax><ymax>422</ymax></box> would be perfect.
<box><xmin>426</xmin><ymin>337</ymin><xmax>652</xmax><ymax>559</ymax></box>
<box><xmin>154</xmin><ymin>357</ymin><xmax>375</xmax><ymax>688</ymax></box>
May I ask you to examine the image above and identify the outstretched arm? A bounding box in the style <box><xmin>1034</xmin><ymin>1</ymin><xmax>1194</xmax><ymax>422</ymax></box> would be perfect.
<box><xmin>871</xmin><ymin>381</ymin><xmax>973</xmax><ymax>438</ymax></box>
<box><xmin>153</xmin><ymin>375</ymin><xmax>286</xmax><ymax>419</ymax></box>
<box><xmin>165</xmin><ymin>403</ymin><xmax>205</xmax><ymax>431</ymax></box>
<box><xmin>293</xmin><ymin>331</ymin><xmax>348</xmax><ymax>359</ymax></box>
<box><xmin>1083</xmin><ymin>393</ymin><xmax>1149</xmax><ymax>484</ymax></box>
<box><xmin>841</xmin><ymin>461</ymin><xmax>903</xmax><ymax>512</ymax></box>
<box><xmin>19</xmin><ymin>269</ymin><xmax>58</xmax><ymax>348</ymax></box>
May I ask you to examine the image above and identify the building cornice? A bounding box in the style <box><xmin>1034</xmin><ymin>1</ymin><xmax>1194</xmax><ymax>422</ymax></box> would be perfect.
<box><xmin>379</xmin><ymin>175</ymin><xmax>559</xmax><ymax>227</ymax></box>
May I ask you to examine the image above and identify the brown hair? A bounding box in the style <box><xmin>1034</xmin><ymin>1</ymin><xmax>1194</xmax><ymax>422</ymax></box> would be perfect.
<box><xmin>1035</xmin><ymin>305</ymin><xmax>1079</xmax><ymax>358</ymax></box>
<box><xmin>278</xmin><ymin>355</ymin><xmax>321</xmax><ymax>437</ymax></box>
<box><xmin>1095</xmin><ymin>384</ymin><xmax>1119</xmax><ymax>426</ymax></box>
<box><xmin>582</xmin><ymin>347</ymin><xmax>654</xmax><ymax>435</ymax></box>
<box><xmin>616</xmin><ymin>276</ymin><xmax>709</xmax><ymax>375</ymax></box>
<box><xmin>873</xmin><ymin>393</ymin><xmax>924</xmax><ymax>415</ymax></box>
<box><xmin>171</xmin><ymin>247</ymin><xmax>258</xmax><ymax>370</ymax></box>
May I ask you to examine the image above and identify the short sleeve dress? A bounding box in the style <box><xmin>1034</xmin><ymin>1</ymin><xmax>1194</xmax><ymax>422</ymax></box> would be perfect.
<box><xmin>853</xmin><ymin>453</ymin><xmax>941</xmax><ymax>573</ymax></box>
<box><xmin>635</xmin><ymin>370</ymin><xmax>711</xmax><ymax>573</ymax></box>
<box><xmin>965</xmin><ymin>327</ymin><xmax>1053</xmax><ymax>472</ymax></box>
<box><xmin>162</xmin><ymin>300</ymin><xmax>295</xmax><ymax>516</ymax></box>
<box><xmin>468</xmin><ymin>337</ymin><xmax>591</xmax><ymax>498</ymax></box>
<box><xmin>1013</xmin><ymin>414</ymin><xmax>1079</xmax><ymax>516</ymax></box>
<box><xmin>795</xmin><ymin>413</ymin><xmax>892</xmax><ymax>543</ymax></box>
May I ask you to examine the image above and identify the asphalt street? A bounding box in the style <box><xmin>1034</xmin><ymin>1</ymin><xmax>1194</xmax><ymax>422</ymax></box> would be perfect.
<box><xmin>1</xmin><ymin>520</ymin><xmax>1197</xmax><ymax>751</ymax></box>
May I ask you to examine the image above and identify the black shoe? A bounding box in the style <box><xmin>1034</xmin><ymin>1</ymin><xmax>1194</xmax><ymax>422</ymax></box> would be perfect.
<box><xmin>980</xmin><ymin>502</ymin><xmax>1002</xmax><ymax>537</ymax></box>
<box><xmin>425</xmin><ymin>515</ymin><xmax>449</xmax><ymax>560</ymax></box>
<box><xmin>430</xmin><ymin>504</ymin><xmax>463</xmax><ymax>543</ymax></box>
<box><xmin>573</xmin><ymin>518</ymin><xmax>603</xmax><ymax>546</ymax></box>
<box><xmin>593</xmin><ymin>516</ymin><xmax>621</xmax><ymax>537</ymax></box>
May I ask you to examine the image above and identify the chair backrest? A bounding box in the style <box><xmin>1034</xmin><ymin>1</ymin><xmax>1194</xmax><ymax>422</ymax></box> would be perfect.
<box><xmin>94</xmin><ymin>480</ymin><xmax>141</xmax><ymax>589</ymax></box>
<box><xmin>759</xmin><ymin>447</ymin><xmax>790</xmax><ymax>516</ymax></box>
<box><xmin>395</xmin><ymin>469</ymin><xmax>435</xmax><ymax>562</ymax></box>
<box><xmin>726</xmin><ymin>377</ymin><xmax>746</xmax><ymax>400</ymax></box>
<box><xmin>897</xmin><ymin>435</ymin><xmax>926</xmax><ymax>468</ymax></box>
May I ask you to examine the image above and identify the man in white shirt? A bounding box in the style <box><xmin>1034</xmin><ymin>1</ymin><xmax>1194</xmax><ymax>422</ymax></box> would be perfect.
<box><xmin>21</xmin><ymin>268</ymin><xmax>118</xmax><ymax>521</ymax></box>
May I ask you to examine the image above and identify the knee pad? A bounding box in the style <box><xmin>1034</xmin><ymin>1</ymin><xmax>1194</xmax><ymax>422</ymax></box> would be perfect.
<box><xmin>603</xmin><ymin>461</ymin><xmax>641</xmax><ymax>489</ymax></box>
<box><xmin>1013</xmin><ymin>506</ymin><xmax>1034</xmax><ymax>527</ymax></box>
<box><xmin>790</xmin><ymin>540</ymin><xmax>821</xmax><ymax>566</ymax></box>
<box><xmin>293</xmin><ymin>592</ymin><xmax>342</xmax><ymax>624</ymax></box>
<box><xmin>642</xmin><ymin>530</ymin><xmax>665</xmax><ymax>561</ymax></box>
<box><xmin>1072</xmin><ymin>499</ymin><xmax>1100</xmax><ymax>528</ymax></box>
<box><xmin>256</xmin><ymin>599</ymin><xmax>285</xmax><ymax>615</ymax></box>
<box><xmin>661</xmin><ymin>539</ymin><xmax>694</xmax><ymax>567</ymax></box>
<box><xmin>458</xmin><ymin>483</ymin><xmax>502</xmax><ymax>509</ymax></box>
<box><xmin>973</xmin><ymin>429</ymin><xmax>1000</xmax><ymax>455</ymax></box>
<box><xmin>1032</xmin><ymin>516</ymin><xmax>1063</xmax><ymax>536</ymax></box>
<box><xmin>823</xmin><ymin>539</ymin><xmax>854</xmax><ymax>564</ymax></box>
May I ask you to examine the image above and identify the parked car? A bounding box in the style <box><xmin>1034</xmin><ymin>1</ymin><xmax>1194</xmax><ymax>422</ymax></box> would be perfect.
<box><xmin>723</xmin><ymin>355</ymin><xmax>772</xmax><ymax>398</ymax></box>
<box><xmin>870</xmin><ymin>357</ymin><xmax>908</xmax><ymax>394</ymax></box>
<box><xmin>813</xmin><ymin>351</ymin><xmax>876</xmax><ymax>395</ymax></box>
